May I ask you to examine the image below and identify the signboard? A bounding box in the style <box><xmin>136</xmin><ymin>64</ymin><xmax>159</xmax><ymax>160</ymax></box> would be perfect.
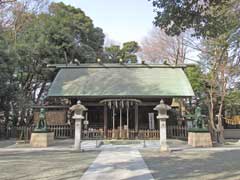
<box><xmin>83</xmin><ymin>120</ymin><xmax>89</xmax><ymax>125</ymax></box>
<box><xmin>148</xmin><ymin>113</ymin><xmax>155</xmax><ymax>130</ymax></box>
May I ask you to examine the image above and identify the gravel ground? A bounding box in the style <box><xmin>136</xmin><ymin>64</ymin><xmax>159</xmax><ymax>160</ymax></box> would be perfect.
<box><xmin>141</xmin><ymin>149</ymin><xmax>240</xmax><ymax>180</ymax></box>
<box><xmin>0</xmin><ymin>150</ymin><xmax>99</xmax><ymax>180</ymax></box>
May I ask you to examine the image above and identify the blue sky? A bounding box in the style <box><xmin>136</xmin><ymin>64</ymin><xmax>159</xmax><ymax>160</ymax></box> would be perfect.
<box><xmin>53</xmin><ymin>0</ymin><xmax>156</xmax><ymax>44</ymax></box>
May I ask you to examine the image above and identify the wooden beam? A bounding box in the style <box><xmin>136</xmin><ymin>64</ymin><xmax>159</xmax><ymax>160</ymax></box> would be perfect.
<box><xmin>104</xmin><ymin>105</ymin><xmax>108</xmax><ymax>138</ymax></box>
<box><xmin>135</xmin><ymin>104</ymin><xmax>139</xmax><ymax>132</ymax></box>
<box><xmin>127</xmin><ymin>106</ymin><xmax>129</xmax><ymax>138</ymax></box>
<box><xmin>112</xmin><ymin>107</ymin><xmax>115</xmax><ymax>139</ymax></box>
<box><xmin>120</xmin><ymin>108</ymin><xmax>122</xmax><ymax>138</ymax></box>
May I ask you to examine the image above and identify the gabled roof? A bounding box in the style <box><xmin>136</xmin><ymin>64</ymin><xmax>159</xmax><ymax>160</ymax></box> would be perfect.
<box><xmin>47</xmin><ymin>64</ymin><xmax>194</xmax><ymax>97</ymax></box>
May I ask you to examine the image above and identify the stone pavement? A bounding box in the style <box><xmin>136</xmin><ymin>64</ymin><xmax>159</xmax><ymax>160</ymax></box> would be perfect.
<box><xmin>80</xmin><ymin>147</ymin><xmax>154</xmax><ymax>180</ymax></box>
<box><xmin>0</xmin><ymin>150</ymin><xmax>99</xmax><ymax>180</ymax></box>
<box><xmin>0</xmin><ymin>139</ymin><xmax>16</xmax><ymax>148</ymax></box>
<box><xmin>0</xmin><ymin>139</ymin><xmax>102</xmax><ymax>152</ymax></box>
<box><xmin>141</xmin><ymin>148</ymin><xmax>240</xmax><ymax>180</ymax></box>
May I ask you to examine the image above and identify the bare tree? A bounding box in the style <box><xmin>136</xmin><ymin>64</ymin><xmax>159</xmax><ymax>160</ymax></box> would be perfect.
<box><xmin>198</xmin><ymin>33</ymin><xmax>240</xmax><ymax>143</ymax></box>
<box><xmin>0</xmin><ymin>0</ymin><xmax>49</xmax><ymax>30</ymax></box>
<box><xmin>140</xmin><ymin>27</ymin><xmax>189</xmax><ymax>64</ymax></box>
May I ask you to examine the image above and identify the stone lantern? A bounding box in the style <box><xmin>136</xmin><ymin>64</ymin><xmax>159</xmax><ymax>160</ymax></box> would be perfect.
<box><xmin>70</xmin><ymin>100</ymin><xmax>88</xmax><ymax>150</ymax></box>
<box><xmin>154</xmin><ymin>100</ymin><xmax>171</xmax><ymax>152</ymax></box>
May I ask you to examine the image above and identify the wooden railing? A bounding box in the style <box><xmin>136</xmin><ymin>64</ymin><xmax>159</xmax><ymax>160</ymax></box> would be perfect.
<box><xmin>167</xmin><ymin>125</ymin><xmax>188</xmax><ymax>139</ymax></box>
<box><xmin>139</xmin><ymin>130</ymin><xmax>160</xmax><ymax>139</ymax></box>
<box><xmin>105</xmin><ymin>125</ymin><xmax>188</xmax><ymax>140</ymax></box>
<box><xmin>0</xmin><ymin>125</ymin><xmax>74</xmax><ymax>140</ymax></box>
<box><xmin>48</xmin><ymin>125</ymin><xmax>74</xmax><ymax>138</ymax></box>
<box><xmin>0</xmin><ymin>125</ymin><xmax>188</xmax><ymax>140</ymax></box>
<box><xmin>0</xmin><ymin>126</ymin><xmax>18</xmax><ymax>139</ymax></box>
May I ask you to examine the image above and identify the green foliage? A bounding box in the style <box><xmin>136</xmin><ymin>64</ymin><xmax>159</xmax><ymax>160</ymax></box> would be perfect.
<box><xmin>149</xmin><ymin>0</ymin><xmax>239</xmax><ymax>38</ymax></box>
<box><xmin>185</xmin><ymin>66</ymin><xmax>205</xmax><ymax>94</ymax></box>
<box><xmin>0</xmin><ymin>2</ymin><xmax>106</xmax><ymax>124</ymax></box>
<box><xmin>225</xmin><ymin>91</ymin><xmax>240</xmax><ymax>107</ymax></box>
<box><xmin>13</xmin><ymin>2</ymin><xmax>105</xmax><ymax>88</ymax></box>
<box><xmin>122</xmin><ymin>41</ymin><xmax>139</xmax><ymax>63</ymax></box>
<box><xmin>122</xmin><ymin>41</ymin><xmax>139</xmax><ymax>54</ymax></box>
<box><xmin>17</xmin><ymin>2</ymin><xmax>105</xmax><ymax>64</ymax></box>
<box><xmin>0</xmin><ymin>34</ymin><xmax>17</xmax><ymax>111</ymax></box>
<box><xmin>104</xmin><ymin>45</ymin><xmax>122</xmax><ymax>63</ymax></box>
<box><xmin>104</xmin><ymin>41</ymin><xmax>139</xmax><ymax>63</ymax></box>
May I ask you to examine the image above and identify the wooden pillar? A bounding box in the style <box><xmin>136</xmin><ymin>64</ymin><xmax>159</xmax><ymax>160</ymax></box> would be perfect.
<box><xmin>112</xmin><ymin>107</ymin><xmax>115</xmax><ymax>139</ymax></box>
<box><xmin>127</xmin><ymin>106</ymin><xmax>129</xmax><ymax>138</ymax></box>
<box><xmin>120</xmin><ymin>107</ymin><xmax>122</xmax><ymax>138</ymax></box>
<box><xmin>135</xmin><ymin>103</ymin><xmax>139</xmax><ymax>132</ymax></box>
<box><xmin>104</xmin><ymin>105</ymin><xmax>108</xmax><ymax>138</ymax></box>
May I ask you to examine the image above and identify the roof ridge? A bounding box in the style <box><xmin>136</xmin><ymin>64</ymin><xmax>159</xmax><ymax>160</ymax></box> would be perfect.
<box><xmin>47</xmin><ymin>63</ymin><xmax>188</xmax><ymax>69</ymax></box>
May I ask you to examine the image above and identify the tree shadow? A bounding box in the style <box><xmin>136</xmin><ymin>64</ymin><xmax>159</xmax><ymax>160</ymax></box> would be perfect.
<box><xmin>0</xmin><ymin>150</ymin><xmax>100</xmax><ymax>180</ymax></box>
<box><xmin>141</xmin><ymin>149</ymin><xmax>240</xmax><ymax>180</ymax></box>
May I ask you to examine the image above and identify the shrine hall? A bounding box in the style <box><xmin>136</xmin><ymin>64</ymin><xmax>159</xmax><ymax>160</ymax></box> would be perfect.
<box><xmin>44</xmin><ymin>63</ymin><xmax>194</xmax><ymax>139</ymax></box>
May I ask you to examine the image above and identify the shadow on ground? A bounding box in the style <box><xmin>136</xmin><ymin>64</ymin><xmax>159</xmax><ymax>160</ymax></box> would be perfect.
<box><xmin>141</xmin><ymin>149</ymin><xmax>240</xmax><ymax>180</ymax></box>
<box><xmin>0</xmin><ymin>150</ymin><xmax>100</xmax><ymax>180</ymax></box>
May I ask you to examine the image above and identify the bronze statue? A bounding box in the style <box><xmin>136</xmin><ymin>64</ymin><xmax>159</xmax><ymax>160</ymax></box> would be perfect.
<box><xmin>193</xmin><ymin>106</ymin><xmax>205</xmax><ymax>129</ymax></box>
<box><xmin>34</xmin><ymin>108</ymin><xmax>48</xmax><ymax>132</ymax></box>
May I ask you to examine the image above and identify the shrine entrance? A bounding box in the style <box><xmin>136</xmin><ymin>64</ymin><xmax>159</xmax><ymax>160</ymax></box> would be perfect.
<box><xmin>100</xmin><ymin>99</ymin><xmax>141</xmax><ymax>139</ymax></box>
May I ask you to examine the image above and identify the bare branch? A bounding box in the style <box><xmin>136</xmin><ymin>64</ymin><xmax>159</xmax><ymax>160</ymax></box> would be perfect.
<box><xmin>0</xmin><ymin>0</ymin><xmax>16</xmax><ymax>4</ymax></box>
<box><xmin>140</xmin><ymin>27</ymin><xmax>189</xmax><ymax>64</ymax></box>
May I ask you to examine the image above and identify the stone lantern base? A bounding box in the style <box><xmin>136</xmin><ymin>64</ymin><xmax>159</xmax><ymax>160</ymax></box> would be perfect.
<box><xmin>30</xmin><ymin>131</ymin><xmax>54</xmax><ymax>148</ymax></box>
<box><xmin>188</xmin><ymin>131</ymin><xmax>212</xmax><ymax>147</ymax></box>
<box><xmin>160</xmin><ymin>143</ymin><xmax>170</xmax><ymax>152</ymax></box>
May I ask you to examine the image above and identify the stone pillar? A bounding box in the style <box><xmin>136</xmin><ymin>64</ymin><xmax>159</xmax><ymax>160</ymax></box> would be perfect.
<box><xmin>154</xmin><ymin>100</ymin><xmax>171</xmax><ymax>152</ymax></box>
<box><xmin>159</xmin><ymin>118</ymin><xmax>168</xmax><ymax>152</ymax></box>
<box><xmin>74</xmin><ymin>118</ymin><xmax>83</xmax><ymax>150</ymax></box>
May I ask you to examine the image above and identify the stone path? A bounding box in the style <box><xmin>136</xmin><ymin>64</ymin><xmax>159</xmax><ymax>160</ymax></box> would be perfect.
<box><xmin>80</xmin><ymin>147</ymin><xmax>154</xmax><ymax>180</ymax></box>
<box><xmin>0</xmin><ymin>139</ymin><xmax>102</xmax><ymax>152</ymax></box>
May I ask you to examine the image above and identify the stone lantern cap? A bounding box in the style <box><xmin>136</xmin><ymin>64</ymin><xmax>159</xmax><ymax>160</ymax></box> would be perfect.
<box><xmin>154</xmin><ymin>100</ymin><xmax>171</xmax><ymax>119</ymax></box>
<box><xmin>70</xmin><ymin>100</ymin><xmax>88</xmax><ymax>120</ymax></box>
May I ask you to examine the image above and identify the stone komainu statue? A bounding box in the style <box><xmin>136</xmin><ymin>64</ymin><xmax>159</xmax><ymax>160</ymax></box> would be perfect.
<box><xmin>35</xmin><ymin>108</ymin><xmax>48</xmax><ymax>132</ymax></box>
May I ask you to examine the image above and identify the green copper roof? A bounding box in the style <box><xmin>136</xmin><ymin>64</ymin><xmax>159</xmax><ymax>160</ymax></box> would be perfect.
<box><xmin>48</xmin><ymin>66</ymin><xmax>194</xmax><ymax>97</ymax></box>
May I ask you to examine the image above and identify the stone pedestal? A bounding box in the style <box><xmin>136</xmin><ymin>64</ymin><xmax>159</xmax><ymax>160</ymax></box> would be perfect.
<box><xmin>30</xmin><ymin>132</ymin><xmax>54</xmax><ymax>148</ymax></box>
<box><xmin>74</xmin><ymin>118</ymin><xmax>83</xmax><ymax>150</ymax></box>
<box><xmin>188</xmin><ymin>132</ymin><xmax>212</xmax><ymax>147</ymax></box>
<box><xmin>159</xmin><ymin>118</ymin><xmax>170</xmax><ymax>152</ymax></box>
